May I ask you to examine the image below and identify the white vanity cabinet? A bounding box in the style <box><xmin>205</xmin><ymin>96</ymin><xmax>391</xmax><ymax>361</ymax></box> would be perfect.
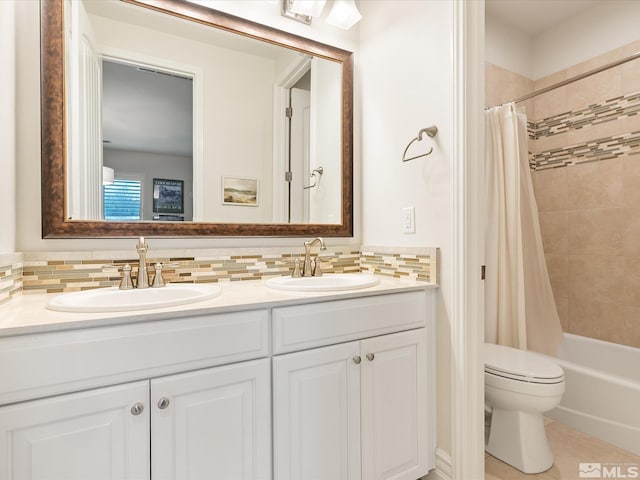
<box><xmin>151</xmin><ymin>358</ymin><xmax>271</xmax><ymax>480</ymax></box>
<box><xmin>0</xmin><ymin>381</ymin><xmax>150</xmax><ymax>480</ymax></box>
<box><xmin>0</xmin><ymin>359</ymin><xmax>272</xmax><ymax>480</ymax></box>
<box><xmin>272</xmin><ymin>291</ymin><xmax>435</xmax><ymax>480</ymax></box>
<box><xmin>0</xmin><ymin>309</ymin><xmax>271</xmax><ymax>480</ymax></box>
<box><xmin>0</xmin><ymin>286</ymin><xmax>435</xmax><ymax>480</ymax></box>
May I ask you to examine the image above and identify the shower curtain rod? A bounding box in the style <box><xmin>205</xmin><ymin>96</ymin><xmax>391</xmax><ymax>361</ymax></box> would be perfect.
<box><xmin>503</xmin><ymin>50</ymin><xmax>640</xmax><ymax>106</ymax></box>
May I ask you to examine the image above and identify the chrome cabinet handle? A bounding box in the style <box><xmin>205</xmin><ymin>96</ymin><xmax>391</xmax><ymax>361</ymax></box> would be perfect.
<box><xmin>157</xmin><ymin>397</ymin><xmax>170</xmax><ymax>410</ymax></box>
<box><xmin>131</xmin><ymin>403</ymin><xmax>144</xmax><ymax>416</ymax></box>
<box><xmin>366</xmin><ymin>353</ymin><xmax>375</xmax><ymax>361</ymax></box>
<box><xmin>353</xmin><ymin>356</ymin><xmax>362</xmax><ymax>364</ymax></box>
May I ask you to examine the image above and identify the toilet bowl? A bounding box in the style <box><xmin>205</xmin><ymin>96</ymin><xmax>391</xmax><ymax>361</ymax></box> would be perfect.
<box><xmin>485</xmin><ymin>343</ymin><xmax>565</xmax><ymax>474</ymax></box>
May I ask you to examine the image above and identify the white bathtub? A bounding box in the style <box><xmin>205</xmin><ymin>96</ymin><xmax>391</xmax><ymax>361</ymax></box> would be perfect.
<box><xmin>536</xmin><ymin>333</ymin><xmax>640</xmax><ymax>455</ymax></box>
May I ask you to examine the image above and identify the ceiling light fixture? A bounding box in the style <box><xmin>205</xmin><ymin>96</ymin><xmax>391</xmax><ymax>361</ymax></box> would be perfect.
<box><xmin>282</xmin><ymin>0</ymin><xmax>361</xmax><ymax>29</ymax></box>
<box><xmin>289</xmin><ymin>0</ymin><xmax>327</xmax><ymax>17</ymax></box>
<box><xmin>326</xmin><ymin>0</ymin><xmax>362</xmax><ymax>30</ymax></box>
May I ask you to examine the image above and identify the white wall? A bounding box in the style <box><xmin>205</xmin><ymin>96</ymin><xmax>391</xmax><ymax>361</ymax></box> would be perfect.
<box><xmin>532</xmin><ymin>0</ymin><xmax>640</xmax><ymax>79</ymax></box>
<box><xmin>486</xmin><ymin>1</ymin><xmax>640</xmax><ymax>81</ymax></box>
<box><xmin>359</xmin><ymin>0</ymin><xmax>454</xmax><ymax>457</ymax></box>
<box><xmin>485</xmin><ymin>13</ymin><xmax>532</xmax><ymax>79</ymax></box>
<box><xmin>14</xmin><ymin>0</ymin><xmax>359</xmax><ymax>251</ymax></box>
<box><xmin>0</xmin><ymin>1</ymin><xmax>16</xmax><ymax>254</ymax></box>
<box><xmin>90</xmin><ymin>13</ymin><xmax>275</xmax><ymax>224</ymax></box>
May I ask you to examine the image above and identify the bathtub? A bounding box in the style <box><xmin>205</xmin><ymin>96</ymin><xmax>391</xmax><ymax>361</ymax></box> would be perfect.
<box><xmin>535</xmin><ymin>333</ymin><xmax>640</xmax><ymax>455</ymax></box>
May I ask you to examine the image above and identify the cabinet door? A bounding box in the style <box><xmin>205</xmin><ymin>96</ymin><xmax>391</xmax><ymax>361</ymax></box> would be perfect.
<box><xmin>151</xmin><ymin>358</ymin><xmax>271</xmax><ymax>480</ymax></box>
<box><xmin>273</xmin><ymin>341</ymin><xmax>361</xmax><ymax>480</ymax></box>
<box><xmin>0</xmin><ymin>381</ymin><xmax>150</xmax><ymax>480</ymax></box>
<box><xmin>361</xmin><ymin>329</ymin><xmax>429</xmax><ymax>480</ymax></box>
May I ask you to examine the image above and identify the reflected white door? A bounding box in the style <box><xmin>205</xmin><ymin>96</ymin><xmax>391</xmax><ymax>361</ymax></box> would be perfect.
<box><xmin>289</xmin><ymin>87</ymin><xmax>311</xmax><ymax>223</ymax></box>
<box><xmin>0</xmin><ymin>381</ymin><xmax>150</xmax><ymax>480</ymax></box>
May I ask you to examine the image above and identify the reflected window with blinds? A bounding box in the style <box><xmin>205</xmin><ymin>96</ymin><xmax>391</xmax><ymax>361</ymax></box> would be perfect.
<box><xmin>103</xmin><ymin>178</ymin><xmax>142</xmax><ymax>221</ymax></box>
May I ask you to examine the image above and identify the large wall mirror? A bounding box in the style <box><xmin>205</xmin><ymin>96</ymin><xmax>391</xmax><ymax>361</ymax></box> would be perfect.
<box><xmin>41</xmin><ymin>0</ymin><xmax>353</xmax><ymax>237</ymax></box>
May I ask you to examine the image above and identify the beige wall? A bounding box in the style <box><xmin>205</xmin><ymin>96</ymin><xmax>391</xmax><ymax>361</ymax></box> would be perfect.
<box><xmin>486</xmin><ymin>40</ymin><xmax>640</xmax><ymax>349</ymax></box>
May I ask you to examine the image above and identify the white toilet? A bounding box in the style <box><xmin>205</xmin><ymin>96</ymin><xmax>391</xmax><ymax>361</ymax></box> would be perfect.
<box><xmin>484</xmin><ymin>343</ymin><xmax>565</xmax><ymax>474</ymax></box>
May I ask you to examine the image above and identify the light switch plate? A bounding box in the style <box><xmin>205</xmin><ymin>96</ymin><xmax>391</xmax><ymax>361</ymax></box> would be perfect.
<box><xmin>402</xmin><ymin>207</ymin><xmax>415</xmax><ymax>234</ymax></box>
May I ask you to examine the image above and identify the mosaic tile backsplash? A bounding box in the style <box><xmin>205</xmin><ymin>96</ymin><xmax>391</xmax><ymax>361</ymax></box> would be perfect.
<box><xmin>0</xmin><ymin>254</ymin><xmax>23</xmax><ymax>305</ymax></box>
<box><xmin>19</xmin><ymin>246</ymin><xmax>437</xmax><ymax>295</ymax></box>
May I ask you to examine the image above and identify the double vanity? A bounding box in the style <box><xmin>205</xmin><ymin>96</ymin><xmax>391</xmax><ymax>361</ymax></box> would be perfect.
<box><xmin>0</xmin><ymin>274</ymin><xmax>436</xmax><ymax>480</ymax></box>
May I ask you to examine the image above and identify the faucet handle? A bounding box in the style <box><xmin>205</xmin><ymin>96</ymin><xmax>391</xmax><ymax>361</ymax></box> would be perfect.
<box><xmin>312</xmin><ymin>258</ymin><xmax>323</xmax><ymax>277</ymax></box>
<box><xmin>119</xmin><ymin>264</ymin><xmax>135</xmax><ymax>290</ymax></box>
<box><xmin>151</xmin><ymin>262</ymin><xmax>166</xmax><ymax>288</ymax></box>
<box><xmin>291</xmin><ymin>258</ymin><xmax>302</xmax><ymax>278</ymax></box>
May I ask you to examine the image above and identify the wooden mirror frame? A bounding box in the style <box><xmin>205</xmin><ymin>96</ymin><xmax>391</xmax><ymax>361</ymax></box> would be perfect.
<box><xmin>41</xmin><ymin>0</ymin><xmax>353</xmax><ymax>238</ymax></box>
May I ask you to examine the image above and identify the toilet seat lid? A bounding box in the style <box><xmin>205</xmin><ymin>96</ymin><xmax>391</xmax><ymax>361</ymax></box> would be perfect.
<box><xmin>485</xmin><ymin>343</ymin><xmax>564</xmax><ymax>383</ymax></box>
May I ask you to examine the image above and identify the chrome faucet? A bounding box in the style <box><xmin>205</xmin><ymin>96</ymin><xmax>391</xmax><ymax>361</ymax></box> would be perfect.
<box><xmin>135</xmin><ymin>237</ymin><xmax>150</xmax><ymax>289</ymax></box>
<box><xmin>302</xmin><ymin>237</ymin><xmax>327</xmax><ymax>277</ymax></box>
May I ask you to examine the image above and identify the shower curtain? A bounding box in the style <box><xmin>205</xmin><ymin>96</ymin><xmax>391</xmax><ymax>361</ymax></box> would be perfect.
<box><xmin>485</xmin><ymin>103</ymin><xmax>563</xmax><ymax>356</ymax></box>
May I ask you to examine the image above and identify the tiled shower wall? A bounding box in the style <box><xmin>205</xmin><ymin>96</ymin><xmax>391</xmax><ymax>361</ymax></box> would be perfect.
<box><xmin>486</xmin><ymin>40</ymin><xmax>640</xmax><ymax>349</ymax></box>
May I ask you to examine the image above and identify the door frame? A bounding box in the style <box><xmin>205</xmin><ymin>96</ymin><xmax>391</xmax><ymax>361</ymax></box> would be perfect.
<box><xmin>273</xmin><ymin>56</ymin><xmax>313</xmax><ymax>223</ymax></box>
<box><xmin>450</xmin><ymin>1</ymin><xmax>485</xmax><ymax>479</ymax></box>
<box><xmin>99</xmin><ymin>46</ymin><xmax>204</xmax><ymax>221</ymax></box>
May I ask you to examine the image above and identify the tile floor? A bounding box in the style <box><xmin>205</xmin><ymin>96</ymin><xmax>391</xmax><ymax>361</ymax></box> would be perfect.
<box><xmin>485</xmin><ymin>419</ymin><xmax>640</xmax><ymax>480</ymax></box>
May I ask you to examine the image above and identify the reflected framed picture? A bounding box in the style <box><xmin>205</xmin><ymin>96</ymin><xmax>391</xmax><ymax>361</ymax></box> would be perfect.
<box><xmin>222</xmin><ymin>176</ymin><xmax>258</xmax><ymax>206</ymax></box>
<box><xmin>153</xmin><ymin>178</ymin><xmax>184</xmax><ymax>214</ymax></box>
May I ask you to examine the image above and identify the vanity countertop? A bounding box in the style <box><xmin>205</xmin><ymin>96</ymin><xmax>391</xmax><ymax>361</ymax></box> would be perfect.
<box><xmin>0</xmin><ymin>276</ymin><xmax>437</xmax><ymax>338</ymax></box>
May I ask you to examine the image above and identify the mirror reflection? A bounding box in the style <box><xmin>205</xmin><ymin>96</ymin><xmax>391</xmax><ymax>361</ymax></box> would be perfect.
<box><xmin>65</xmin><ymin>0</ymin><xmax>343</xmax><ymax>225</ymax></box>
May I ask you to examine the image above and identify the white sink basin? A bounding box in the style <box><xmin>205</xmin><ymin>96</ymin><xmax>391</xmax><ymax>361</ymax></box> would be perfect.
<box><xmin>265</xmin><ymin>274</ymin><xmax>379</xmax><ymax>292</ymax></box>
<box><xmin>47</xmin><ymin>283</ymin><xmax>223</xmax><ymax>313</ymax></box>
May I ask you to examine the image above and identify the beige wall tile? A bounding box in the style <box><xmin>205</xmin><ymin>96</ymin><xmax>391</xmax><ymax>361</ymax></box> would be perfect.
<box><xmin>623</xmin><ymin>157</ymin><xmax>640</xmax><ymax>207</ymax></box>
<box><xmin>566</xmin><ymin>48</ymin><xmax>623</xmax><ymax>78</ymax></box>
<box><xmin>533</xmin><ymin>86</ymin><xmax>566</xmax><ymax>121</ymax></box>
<box><xmin>533</xmin><ymin>133</ymin><xmax>567</xmax><ymax>154</ymax></box>
<box><xmin>568</xmin><ymin>254</ymin><xmax>625</xmax><ymax>305</ymax></box>
<box><xmin>539</xmin><ymin>211</ymin><xmax>568</xmax><ymax>254</ymax></box>
<box><xmin>623</xmin><ymin>113</ymin><xmax>640</xmax><ymax>134</ymax></box>
<box><xmin>566</xmin><ymin>159</ymin><xmax>623</xmax><ymax>210</ymax></box>
<box><xmin>533</xmin><ymin>168</ymin><xmax>567</xmax><ymax>212</ymax></box>
<box><xmin>566</xmin><ymin>66</ymin><xmax>623</xmax><ymax>112</ymax></box>
<box><xmin>622</xmin><ymin>57</ymin><xmax>640</xmax><ymax>95</ymax></box>
<box><xmin>545</xmin><ymin>253</ymin><xmax>568</xmax><ymax>300</ymax></box>
<box><xmin>566</xmin><ymin>117</ymin><xmax>627</xmax><ymax>146</ymax></box>
<box><xmin>568</xmin><ymin>208</ymin><xmax>624</xmax><ymax>255</ymax></box>
<box><xmin>485</xmin><ymin>63</ymin><xmax>533</xmax><ymax>108</ymax></box>
<box><xmin>534</xmin><ymin>69</ymin><xmax>568</xmax><ymax>92</ymax></box>
<box><xmin>622</xmin><ymin>40</ymin><xmax>640</xmax><ymax>57</ymax></box>
<box><xmin>624</xmin><ymin>256</ymin><xmax>640</xmax><ymax>308</ymax></box>
<box><xmin>567</xmin><ymin>297</ymin><xmax>626</xmax><ymax>344</ymax></box>
<box><xmin>623</xmin><ymin>306</ymin><xmax>640</xmax><ymax>348</ymax></box>
<box><xmin>623</xmin><ymin>208</ymin><xmax>640</xmax><ymax>256</ymax></box>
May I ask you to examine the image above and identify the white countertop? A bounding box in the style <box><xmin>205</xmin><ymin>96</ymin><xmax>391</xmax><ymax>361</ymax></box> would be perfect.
<box><xmin>0</xmin><ymin>276</ymin><xmax>437</xmax><ymax>337</ymax></box>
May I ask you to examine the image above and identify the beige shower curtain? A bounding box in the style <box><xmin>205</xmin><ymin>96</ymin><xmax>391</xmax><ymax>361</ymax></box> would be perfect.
<box><xmin>485</xmin><ymin>103</ymin><xmax>563</xmax><ymax>356</ymax></box>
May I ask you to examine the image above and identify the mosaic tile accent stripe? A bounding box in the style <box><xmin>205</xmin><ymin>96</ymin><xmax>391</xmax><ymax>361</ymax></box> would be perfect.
<box><xmin>536</xmin><ymin>92</ymin><xmax>640</xmax><ymax>135</ymax></box>
<box><xmin>360</xmin><ymin>246</ymin><xmax>437</xmax><ymax>284</ymax></box>
<box><xmin>534</xmin><ymin>130</ymin><xmax>640</xmax><ymax>170</ymax></box>
<box><xmin>22</xmin><ymin>247</ymin><xmax>361</xmax><ymax>295</ymax></box>
<box><xmin>20</xmin><ymin>246</ymin><xmax>438</xmax><ymax>295</ymax></box>
<box><xmin>0</xmin><ymin>254</ymin><xmax>23</xmax><ymax>305</ymax></box>
<box><xmin>529</xmin><ymin>91</ymin><xmax>640</xmax><ymax>171</ymax></box>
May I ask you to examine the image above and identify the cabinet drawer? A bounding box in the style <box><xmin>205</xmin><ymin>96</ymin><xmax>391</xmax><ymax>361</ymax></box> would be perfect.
<box><xmin>273</xmin><ymin>291</ymin><xmax>431</xmax><ymax>354</ymax></box>
<box><xmin>0</xmin><ymin>310</ymin><xmax>269</xmax><ymax>405</ymax></box>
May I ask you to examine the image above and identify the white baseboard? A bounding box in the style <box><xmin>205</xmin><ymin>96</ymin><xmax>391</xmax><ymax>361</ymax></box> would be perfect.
<box><xmin>422</xmin><ymin>448</ymin><xmax>452</xmax><ymax>480</ymax></box>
